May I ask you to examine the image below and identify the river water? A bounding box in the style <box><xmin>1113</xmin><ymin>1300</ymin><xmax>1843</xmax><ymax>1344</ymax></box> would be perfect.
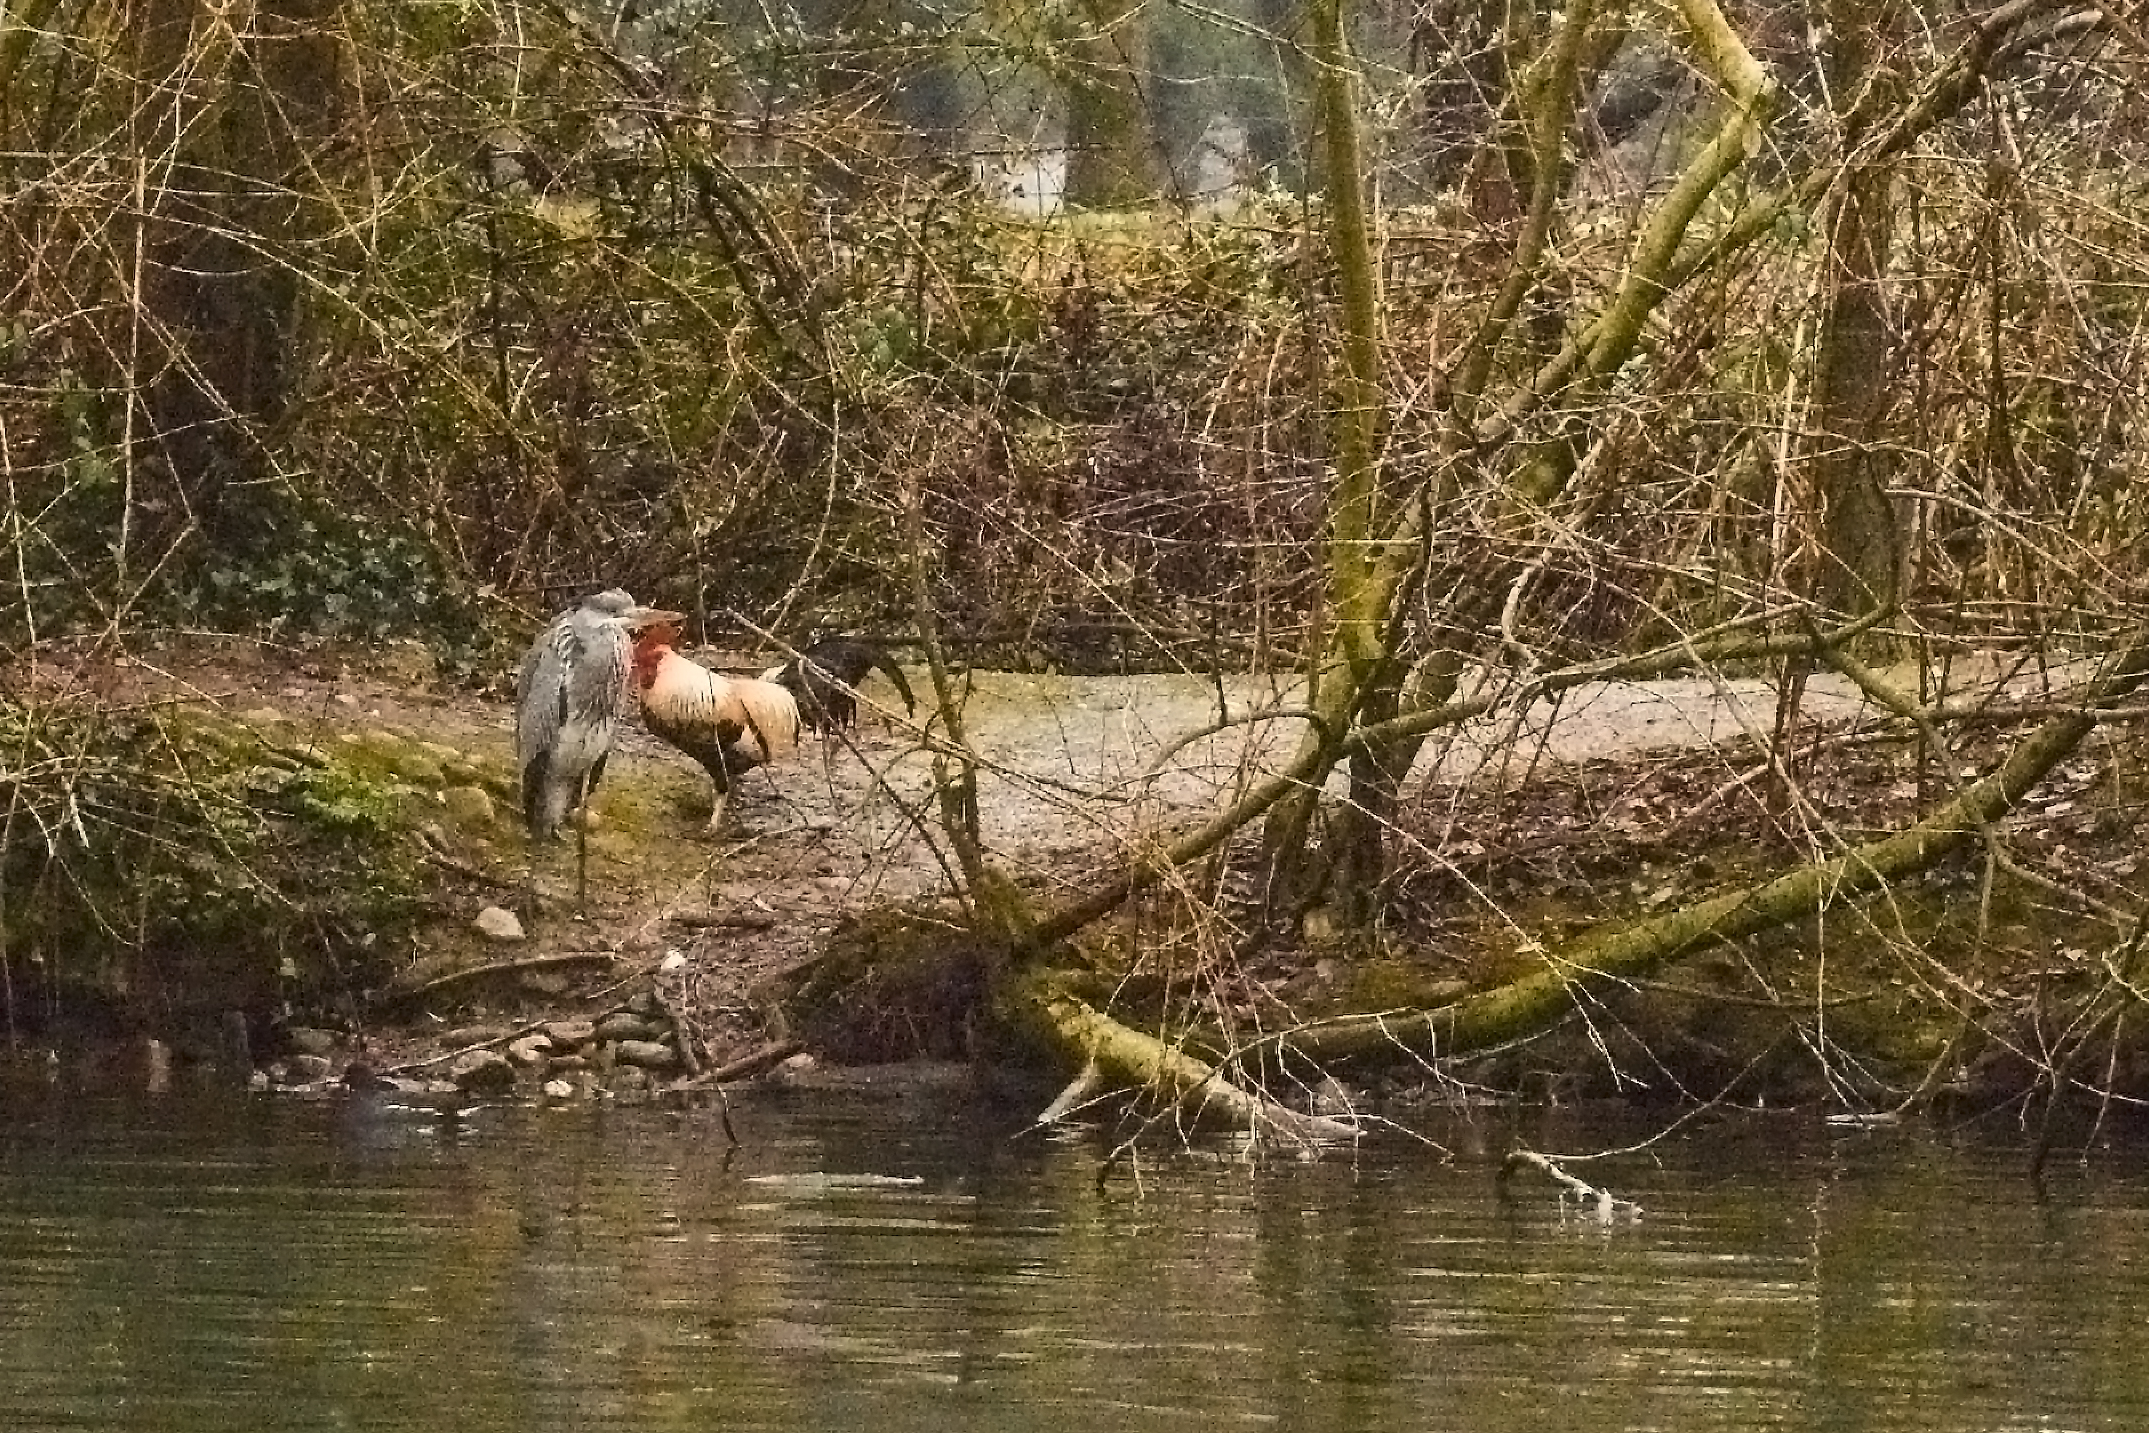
<box><xmin>2</xmin><ymin>1075</ymin><xmax>2145</xmax><ymax>1433</ymax></box>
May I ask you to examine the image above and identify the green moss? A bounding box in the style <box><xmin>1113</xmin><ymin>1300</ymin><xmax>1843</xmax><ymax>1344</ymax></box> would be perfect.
<box><xmin>339</xmin><ymin>730</ymin><xmax>448</xmax><ymax>788</ymax></box>
<box><xmin>0</xmin><ymin>701</ymin><xmax>429</xmax><ymax>1022</ymax></box>
<box><xmin>1333</xmin><ymin>955</ymin><xmax>1449</xmax><ymax>1012</ymax></box>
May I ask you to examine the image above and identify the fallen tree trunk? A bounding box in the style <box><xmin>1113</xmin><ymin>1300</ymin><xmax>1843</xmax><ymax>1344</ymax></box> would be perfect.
<box><xmin>1285</xmin><ymin>627</ymin><xmax>2149</xmax><ymax>1065</ymax></box>
<box><xmin>1006</xmin><ymin>973</ymin><xmax>1360</xmax><ymax>1147</ymax></box>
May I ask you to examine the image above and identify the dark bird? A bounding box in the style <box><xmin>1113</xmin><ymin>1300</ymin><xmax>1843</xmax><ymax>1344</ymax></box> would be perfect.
<box><xmin>515</xmin><ymin>588</ymin><xmax>680</xmax><ymax>902</ymax></box>
<box><xmin>763</xmin><ymin>638</ymin><xmax>916</xmax><ymax>733</ymax></box>
<box><xmin>633</xmin><ymin>622</ymin><xmax>801</xmax><ymax>835</ymax></box>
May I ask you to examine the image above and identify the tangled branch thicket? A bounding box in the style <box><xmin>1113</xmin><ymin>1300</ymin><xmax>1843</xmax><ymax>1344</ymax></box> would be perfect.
<box><xmin>5</xmin><ymin>4</ymin><xmax>2146</xmax><ymax>653</ymax></box>
<box><xmin>6</xmin><ymin>0</ymin><xmax>2149</xmax><ymax>1107</ymax></box>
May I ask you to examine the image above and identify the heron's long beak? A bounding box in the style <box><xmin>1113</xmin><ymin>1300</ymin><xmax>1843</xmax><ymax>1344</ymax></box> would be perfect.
<box><xmin>625</xmin><ymin>607</ymin><xmax>687</xmax><ymax>630</ymax></box>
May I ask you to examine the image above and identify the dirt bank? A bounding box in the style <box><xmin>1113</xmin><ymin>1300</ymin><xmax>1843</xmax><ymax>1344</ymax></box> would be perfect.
<box><xmin>16</xmin><ymin>638</ymin><xmax>2117</xmax><ymax>1104</ymax></box>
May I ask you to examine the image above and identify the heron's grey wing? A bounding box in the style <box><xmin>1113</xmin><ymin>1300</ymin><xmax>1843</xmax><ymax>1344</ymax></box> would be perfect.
<box><xmin>561</xmin><ymin>618</ymin><xmax>630</xmax><ymax>730</ymax></box>
<box><xmin>515</xmin><ymin>616</ymin><xmax>574</xmax><ymax>763</ymax></box>
<box><xmin>517</xmin><ymin>626</ymin><xmax>545</xmax><ymax>701</ymax></box>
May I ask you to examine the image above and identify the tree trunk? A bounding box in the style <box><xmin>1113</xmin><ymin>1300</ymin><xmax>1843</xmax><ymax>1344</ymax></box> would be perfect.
<box><xmin>1255</xmin><ymin>0</ymin><xmax>1386</xmax><ymax>919</ymax></box>
<box><xmin>1060</xmin><ymin>0</ymin><xmax>1166</xmax><ymax>207</ymax></box>
<box><xmin>124</xmin><ymin>0</ymin><xmax>347</xmax><ymax>554</ymax></box>
<box><xmin>1771</xmin><ymin>0</ymin><xmax>1904</xmax><ymax>786</ymax></box>
<box><xmin>1807</xmin><ymin>0</ymin><xmax>1905</xmax><ymax>614</ymax></box>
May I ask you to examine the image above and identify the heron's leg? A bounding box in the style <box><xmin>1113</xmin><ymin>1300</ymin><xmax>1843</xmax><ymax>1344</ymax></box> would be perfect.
<box><xmin>575</xmin><ymin>820</ymin><xmax>590</xmax><ymax>910</ymax></box>
<box><xmin>703</xmin><ymin>785</ymin><xmax>728</xmax><ymax>838</ymax></box>
<box><xmin>522</xmin><ymin>840</ymin><xmax>541</xmax><ymax>926</ymax></box>
<box><xmin>574</xmin><ymin>771</ymin><xmax>593</xmax><ymax>910</ymax></box>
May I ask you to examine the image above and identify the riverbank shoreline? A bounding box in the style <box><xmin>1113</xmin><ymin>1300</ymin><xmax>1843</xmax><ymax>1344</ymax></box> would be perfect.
<box><xmin>5</xmin><ymin>637</ymin><xmax>2137</xmax><ymax>1119</ymax></box>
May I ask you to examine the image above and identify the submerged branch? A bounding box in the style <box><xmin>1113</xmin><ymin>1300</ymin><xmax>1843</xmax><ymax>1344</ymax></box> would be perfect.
<box><xmin>1013</xmin><ymin>976</ymin><xmax>1361</xmax><ymax>1148</ymax></box>
<box><xmin>1498</xmin><ymin>1149</ymin><xmax>1644</xmax><ymax>1219</ymax></box>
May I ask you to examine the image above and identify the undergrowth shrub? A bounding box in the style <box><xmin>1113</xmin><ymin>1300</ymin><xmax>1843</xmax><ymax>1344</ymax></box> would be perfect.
<box><xmin>0</xmin><ymin>702</ymin><xmax>421</xmax><ymax>1031</ymax></box>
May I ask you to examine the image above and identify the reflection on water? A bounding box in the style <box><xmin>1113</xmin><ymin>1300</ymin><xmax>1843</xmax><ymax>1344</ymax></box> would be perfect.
<box><xmin>3</xmin><ymin>1077</ymin><xmax>2148</xmax><ymax>1433</ymax></box>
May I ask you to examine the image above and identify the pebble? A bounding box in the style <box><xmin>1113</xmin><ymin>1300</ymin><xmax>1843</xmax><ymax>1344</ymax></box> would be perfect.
<box><xmin>448</xmin><ymin>1048</ymin><xmax>516</xmax><ymax>1095</ymax></box>
<box><xmin>507</xmin><ymin>1034</ymin><xmax>553</xmax><ymax>1067</ymax></box>
<box><xmin>287</xmin><ymin>1054</ymin><xmax>335</xmax><ymax>1082</ymax></box>
<box><xmin>594</xmin><ymin>1012</ymin><xmax>659</xmax><ymax>1043</ymax></box>
<box><xmin>544</xmin><ymin>1019</ymin><xmax>597</xmax><ymax>1047</ymax></box>
<box><xmin>542</xmin><ymin>1078</ymin><xmax>577</xmax><ymax>1101</ymax></box>
<box><xmin>474</xmin><ymin>905</ymin><xmax>526</xmax><ymax>942</ymax></box>
<box><xmin>614</xmin><ymin>1040</ymin><xmax>679</xmax><ymax>1072</ymax></box>
<box><xmin>283</xmin><ymin>1026</ymin><xmax>337</xmax><ymax>1058</ymax></box>
<box><xmin>441</xmin><ymin>785</ymin><xmax>494</xmax><ymax>826</ymax></box>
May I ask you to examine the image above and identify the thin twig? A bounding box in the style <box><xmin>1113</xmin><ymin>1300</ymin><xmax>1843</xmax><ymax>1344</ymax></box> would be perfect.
<box><xmin>391</xmin><ymin>951</ymin><xmax>617</xmax><ymax>1000</ymax></box>
<box><xmin>662</xmin><ymin>1039</ymin><xmax>804</xmax><ymax>1091</ymax></box>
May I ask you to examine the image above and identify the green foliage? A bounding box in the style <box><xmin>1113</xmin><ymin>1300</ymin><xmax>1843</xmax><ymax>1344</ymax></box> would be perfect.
<box><xmin>0</xmin><ymin>381</ymin><xmax>126</xmax><ymax>642</ymax></box>
<box><xmin>2</xmin><ymin>381</ymin><xmax>487</xmax><ymax>656</ymax></box>
<box><xmin>171</xmin><ymin>499</ymin><xmax>481</xmax><ymax>651</ymax></box>
<box><xmin>0</xmin><ymin>702</ymin><xmax>423</xmax><ymax>1020</ymax></box>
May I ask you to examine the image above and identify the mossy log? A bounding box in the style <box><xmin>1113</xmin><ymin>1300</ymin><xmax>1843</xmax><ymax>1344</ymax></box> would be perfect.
<box><xmin>768</xmin><ymin>911</ymin><xmax>1355</xmax><ymax>1141</ymax></box>
<box><xmin>1003</xmin><ymin>972</ymin><xmax>1359</xmax><ymax>1146</ymax></box>
<box><xmin>1287</xmin><ymin>629</ymin><xmax>2149</xmax><ymax>1065</ymax></box>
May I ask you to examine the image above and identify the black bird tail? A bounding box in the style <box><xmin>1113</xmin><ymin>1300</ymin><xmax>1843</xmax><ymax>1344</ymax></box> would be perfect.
<box><xmin>862</xmin><ymin>645</ymin><xmax>916</xmax><ymax>716</ymax></box>
<box><xmin>783</xmin><ymin>637</ymin><xmax>915</xmax><ymax>730</ymax></box>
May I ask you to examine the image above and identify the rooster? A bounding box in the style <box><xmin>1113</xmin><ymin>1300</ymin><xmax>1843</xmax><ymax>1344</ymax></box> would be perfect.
<box><xmin>632</xmin><ymin>623</ymin><xmax>801</xmax><ymax>835</ymax></box>
<box><xmin>762</xmin><ymin>637</ymin><xmax>916</xmax><ymax>733</ymax></box>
